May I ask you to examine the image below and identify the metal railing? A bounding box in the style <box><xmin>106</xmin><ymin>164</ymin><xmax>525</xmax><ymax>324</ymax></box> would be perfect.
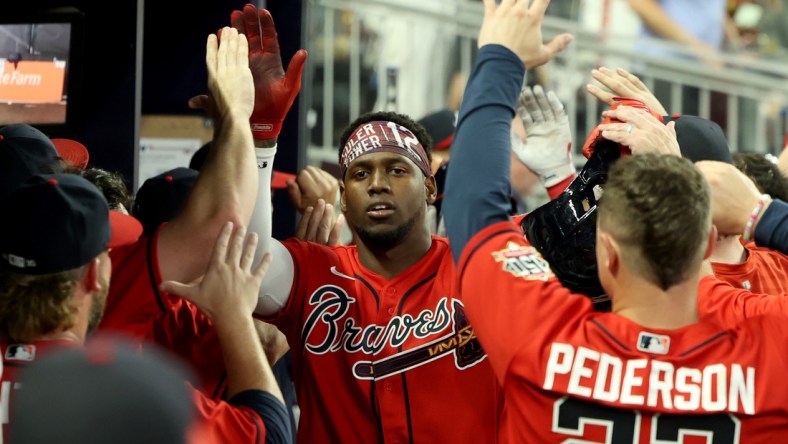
<box><xmin>301</xmin><ymin>0</ymin><xmax>788</xmax><ymax>167</ymax></box>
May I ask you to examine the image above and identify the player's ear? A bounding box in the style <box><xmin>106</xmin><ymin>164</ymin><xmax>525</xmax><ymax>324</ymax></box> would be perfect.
<box><xmin>339</xmin><ymin>181</ymin><xmax>347</xmax><ymax>213</ymax></box>
<box><xmin>80</xmin><ymin>257</ymin><xmax>102</xmax><ymax>292</ymax></box>
<box><xmin>598</xmin><ymin>231</ymin><xmax>619</xmax><ymax>277</ymax></box>
<box><xmin>703</xmin><ymin>225</ymin><xmax>718</xmax><ymax>260</ymax></box>
<box><xmin>424</xmin><ymin>175</ymin><xmax>437</xmax><ymax>204</ymax></box>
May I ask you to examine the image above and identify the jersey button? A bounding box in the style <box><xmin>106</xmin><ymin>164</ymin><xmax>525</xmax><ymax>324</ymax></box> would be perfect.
<box><xmin>387</xmin><ymin>307</ymin><xmax>394</xmax><ymax>315</ymax></box>
<box><xmin>386</xmin><ymin>287</ymin><xmax>396</xmax><ymax>295</ymax></box>
<box><xmin>385</xmin><ymin>381</ymin><xmax>393</xmax><ymax>391</ymax></box>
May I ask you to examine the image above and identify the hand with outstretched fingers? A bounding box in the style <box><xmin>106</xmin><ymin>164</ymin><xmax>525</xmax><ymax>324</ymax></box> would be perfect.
<box><xmin>231</xmin><ymin>3</ymin><xmax>308</xmax><ymax>140</ymax></box>
<box><xmin>586</xmin><ymin>66</ymin><xmax>668</xmax><ymax>116</ymax></box>
<box><xmin>160</xmin><ymin>222</ymin><xmax>272</xmax><ymax>323</ymax></box>
<box><xmin>513</xmin><ymin>85</ymin><xmax>575</xmax><ymax>187</ymax></box>
<box><xmin>477</xmin><ymin>0</ymin><xmax>572</xmax><ymax>69</ymax></box>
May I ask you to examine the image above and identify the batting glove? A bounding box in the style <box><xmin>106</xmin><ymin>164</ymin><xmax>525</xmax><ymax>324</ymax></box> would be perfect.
<box><xmin>513</xmin><ymin>85</ymin><xmax>575</xmax><ymax>188</ymax></box>
<box><xmin>231</xmin><ymin>4</ymin><xmax>308</xmax><ymax>140</ymax></box>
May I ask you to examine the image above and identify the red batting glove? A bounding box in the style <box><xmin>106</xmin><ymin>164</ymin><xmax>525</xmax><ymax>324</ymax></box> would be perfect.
<box><xmin>231</xmin><ymin>4</ymin><xmax>308</xmax><ymax>140</ymax></box>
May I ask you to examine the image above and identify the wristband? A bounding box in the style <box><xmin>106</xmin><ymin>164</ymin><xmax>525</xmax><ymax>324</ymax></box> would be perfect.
<box><xmin>742</xmin><ymin>194</ymin><xmax>770</xmax><ymax>242</ymax></box>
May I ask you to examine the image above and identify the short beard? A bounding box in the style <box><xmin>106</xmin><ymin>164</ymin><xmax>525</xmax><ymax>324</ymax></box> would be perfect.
<box><xmin>86</xmin><ymin>287</ymin><xmax>108</xmax><ymax>336</ymax></box>
<box><xmin>354</xmin><ymin>214</ymin><xmax>417</xmax><ymax>250</ymax></box>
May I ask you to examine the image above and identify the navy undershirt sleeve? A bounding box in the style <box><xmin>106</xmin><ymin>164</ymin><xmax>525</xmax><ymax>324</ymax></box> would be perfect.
<box><xmin>444</xmin><ymin>44</ymin><xmax>525</xmax><ymax>263</ymax></box>
<box><xmin>229</xmin><ymin>389</ymin><xmax>293</xmax><ymax>444</ymax></box>
<box><xmin>754</xmin><ymin>199</ymin><xmax>788</xmax><ymax>254</ymax></box>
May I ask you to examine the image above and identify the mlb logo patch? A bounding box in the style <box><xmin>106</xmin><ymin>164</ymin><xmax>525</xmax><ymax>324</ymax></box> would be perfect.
<box><xmin>5</xmin><ymin>344</ymin><xmax>36</xmax><ymax>361</ymax></box>
<box><xmin>637</xmin><ymin>332</ymin><xmax>670</xmax><ymax>355</ymax></box>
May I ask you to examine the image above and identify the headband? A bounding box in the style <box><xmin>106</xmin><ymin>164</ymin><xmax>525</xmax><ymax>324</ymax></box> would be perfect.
<box><xmin>340</xmin><ymin>121</ymin><xmax>431</xmax><ymax>178</ymax></box>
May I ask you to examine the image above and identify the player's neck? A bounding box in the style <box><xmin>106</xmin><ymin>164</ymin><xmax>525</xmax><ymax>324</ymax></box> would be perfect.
<box><xmin>355</xmin><ymin>228</ymin><xmax>433</xmax><ymax>279</ymax></box>
<box><xmin>710</xmin><ymin>235</ymin><xmax>747</xmax><ymax>265</ymax></box>
<box><xmin>39</xmin><ymin>329</ymin><xmax>83</xmax><ymax>345</ymax></box>
<box><xmin>611</xmin><ymin>272</ymin><xmax>700</xmax><ymax>330</ymax></box>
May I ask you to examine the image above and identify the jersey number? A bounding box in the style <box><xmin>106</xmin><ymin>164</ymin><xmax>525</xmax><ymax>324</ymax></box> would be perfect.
<box><xmin>553</xmin><ymin>397</ymin><xmax>740</xmax><ymax>443</ymax></box>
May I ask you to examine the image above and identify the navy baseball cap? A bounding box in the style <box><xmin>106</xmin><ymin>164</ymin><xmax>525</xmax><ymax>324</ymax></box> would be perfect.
<box><xmin>417</xmin><ymin>109</ymin><xmax>456</xmax><ymax>151</ymax></box>
<box><xmin>0</xmin><ymin>174</ymin><xmax>142</xmax><ymax>274</ymax></box>
<box><xmin>0</xmin><ymin>124</ymin><xmax>90</xmax><ymax>199</ymax></box>
<box><xmin>11</xmin><ymin>337</ymin><xmax>196</xmax><ymax>444</ymax></box>
<box><xmin>132</xmin><ymin>167</ymin><xmax>199</xmax><ymax>235</ymax></box>
<box><xmin>662</xmin><ymin>114</ymin><xmax>733</xmax><ymax>164</ymax></box>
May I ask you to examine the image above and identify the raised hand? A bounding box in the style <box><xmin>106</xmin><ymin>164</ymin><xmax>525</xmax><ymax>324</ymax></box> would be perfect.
<box><xmin>295</xmin><ymin>198</ymin><xmax>346</xmax><ymax>246</ymax></box>
<box><xmin>231</xmin><ymin>4</ymin><xmax>308</xmax><ymax>140</ymax></box>
<box><xmin>586</xmin><ymin>67</ymin><xmax>668</xmax><ymax>116</ymax></box>
<box><xmin>189</xmin><ymin>27</ymin><xmax>255</xmax><ymax>124</ymax></box>
<box><xmin>160</xmin><ymin>222</ymin><xmax>272</xmax><ymax>322</ymax></box>
<box><xmin>477</xmin><ymin>0</ymin><xmax>572</xmax><ymax>69</ymax></box>
<box><xmin>286</xmin><ymin>166</ymin><xmax>339</xmax><ymax>214</ymax></box>
<box><xmin>512</xmin><ymin>85</ymin><xmax>575</xmax><ymax>187</ymax></box>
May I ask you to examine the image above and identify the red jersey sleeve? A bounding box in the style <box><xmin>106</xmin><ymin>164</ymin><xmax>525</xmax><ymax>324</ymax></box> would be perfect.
<box><xmin>697</xmin><ymin>275</ymin><xmax>788</xmax><ymax>328</ymax></box>
<box><xmin>191</xmin><ymin>387</ymin><xmax>264</xmax><ymax>444</ymax></box>
<box><xmin>458</xmin><ymin>220</ymin><xmax>592</xmax><ymax>383</ymax></box>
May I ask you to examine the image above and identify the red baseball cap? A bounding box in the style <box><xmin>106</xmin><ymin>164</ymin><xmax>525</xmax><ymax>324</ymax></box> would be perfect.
<box><xmin>51</xmin><ymin>138</ymin><xmax>90</xmax><ymax>169</ymax></box>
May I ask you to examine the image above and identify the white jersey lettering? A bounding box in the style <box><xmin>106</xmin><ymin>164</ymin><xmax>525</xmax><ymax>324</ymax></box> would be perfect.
<box><xmin>543</xmin><ymin>343</ymin><xmax>756</xmax><ymax>414</ymax></box>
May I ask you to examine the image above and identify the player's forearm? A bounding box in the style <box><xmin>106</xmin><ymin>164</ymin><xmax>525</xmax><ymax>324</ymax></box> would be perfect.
<box><xmin>249</xmin><ymin>147</ymin><xmax>295</xmax><ymax>315</ymax></box>
<box><xmin>193</xmin><ymin>110</ymin><xmax>258</xmax><ymax>227</ymax></box>
<box><xmin>444</xmin><ymin>44</ymin><xmax>524</xmax><ymax>263</ymax></box>
<box><xmin>628</xmin><ymin>0</ymin><xmax>700</xmax><ymax>45</ymax></box>
<box><xmin>158</xmin><ymin>111</ymin><xmax>258</xmax><ymax>283</ymax></box>
<box><xmin>215</xmin><ymin>312</ymin><xmax>284</xmax><ymax>403</ymax></box>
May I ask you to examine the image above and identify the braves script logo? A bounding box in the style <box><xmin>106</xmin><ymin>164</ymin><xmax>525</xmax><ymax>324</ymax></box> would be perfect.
<box><xmin>301</xmin><ymin>285</ymin><xmax>486</xmax><ymax>380</ymax></box>
<box><xmin>492</xmin><ymin>241</ymin><xmax>553</xmax><ymax>280</ymax></box>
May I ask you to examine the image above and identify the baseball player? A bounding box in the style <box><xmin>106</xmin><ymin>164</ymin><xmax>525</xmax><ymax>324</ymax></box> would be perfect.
<box><xmin>444</xmin><ymin>1</ymin><xmax>788</xmax><ymax>441</ymax></box>
<box><xmin>248</xmin><ymin>108</ymin><xmax>502</xmax><ymax>443</ymax></box>
<box><xmin>233</xmin><ymin>4</ymin><xmax>570</xmax><ymax>442</ymax></box>
<box><xmin>0</xmin><ymin>170</ymin><xmax>289</xmax><ymax>443</ymax></box>
<box><xmin>588</xmin><ymin>65</ymin><xmax>788</xmax><ymax>297</ymax></box>
<box><xmin>77</xmin><ymin>5</ymin><xmax>307</xmax><ymax>409</ymax></box>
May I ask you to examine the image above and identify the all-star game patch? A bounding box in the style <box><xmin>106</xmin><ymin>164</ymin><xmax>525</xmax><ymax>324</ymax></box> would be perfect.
<box><xmin>492</xmin><ymin>242</ymin><xmax>553</xmax><ymax>280</ymax></box>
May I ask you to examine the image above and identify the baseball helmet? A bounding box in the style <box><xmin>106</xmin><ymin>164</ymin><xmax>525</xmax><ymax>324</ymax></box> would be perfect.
<box><xmin>521</xmin><ymin>139</ymin><xmax>620</xmax><ymax>309</ymax></box>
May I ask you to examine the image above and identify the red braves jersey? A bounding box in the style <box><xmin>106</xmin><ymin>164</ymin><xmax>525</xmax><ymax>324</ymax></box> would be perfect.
<box><xmin>459</xmin><ymin>220</ymin><xmax>788</xmax><ymax>443</ymax></box>
<box><xmin>190</xmin><ymin>387</ymin><xmax>265</xmax><ymax>444</ymax></box>
<box><xmin>698</xmin><ymin>274</ymin><xmax>787</xmax><ymax>329</ymax></box>
<box><xmin>103</xmin><ymin>225</ymin><xmax>175</xmax><ymax>343</ymax></box>
<box><xmin>263</xmin><ymin>236</ymin><xmax>516</xmax><ymax>443</ymax></box>
<box><xmin>712</xmin><ymin>242</ymin><xmax>788</xmax><ymax>294</ymax></box>
<box><xmin>153</xmin><ymin>298</ymin><xmax>227</xmax><ymax>399</ymax></box>
<box><xmin>1</xmin><ymin>340</ymin><xmax>75</xmax><ymax>443</ymax></box>
<box><xmin>99</xmin><ymin>225</ymin><xmax>227</xmax><ymax>399</ymax></box>
<box><xmin>0</xmin><ymin>340</ymin><xmax>263</xmax><ymax>444</ymax></box>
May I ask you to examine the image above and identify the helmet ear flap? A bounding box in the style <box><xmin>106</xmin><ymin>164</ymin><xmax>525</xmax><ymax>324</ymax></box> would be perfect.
<box><xmin>521</xmin><ymin>141</ymin><xmax>622</xmax><ymax>312</ymax></box>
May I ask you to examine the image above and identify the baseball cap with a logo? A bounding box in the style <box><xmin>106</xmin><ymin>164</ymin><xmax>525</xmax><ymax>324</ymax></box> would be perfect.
<box><xmin>0</xmin><ymin>174</ymin><xmax>142</xmax><ymax>274</ymax></box>
<box><xmin>0</xmin><ymin>124</ymin><xmax>90</xmax><ymax>198</ymax></box>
